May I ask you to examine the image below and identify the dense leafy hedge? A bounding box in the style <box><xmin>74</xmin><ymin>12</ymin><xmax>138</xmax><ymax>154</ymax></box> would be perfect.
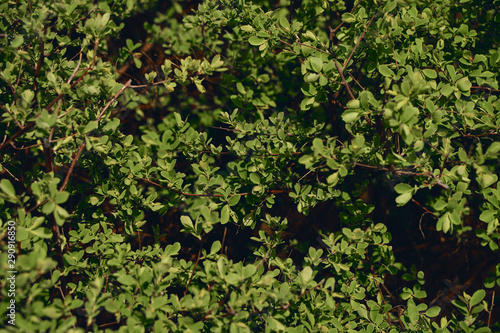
<box><xmin>1</xmin><ymin>0</ymin><xmax>499</xmax><ymax>331</ymax></box>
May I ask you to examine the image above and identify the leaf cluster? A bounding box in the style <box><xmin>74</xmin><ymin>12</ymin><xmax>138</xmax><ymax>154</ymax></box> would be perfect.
<box><xmin>1</xmin><ymin>0</ymin><xmax>499</xmax><ymax>331</ymax></box>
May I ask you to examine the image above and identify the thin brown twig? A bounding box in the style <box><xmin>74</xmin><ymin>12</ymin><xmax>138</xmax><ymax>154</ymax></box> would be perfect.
<box><xmin>0</xmin><ymin>122</ymin><xmax>8</xmax><ymax>146</ymax></box>
<box><xmin>221</xmin><ymin>226</ymin><xmax>227</xmax><ymax>256</ymax></box>
<box><xmin>255</xmin><ymin>249</ymin><xmax>271</xmax><ymax>271</ymax></box>
<box><xmin>439</xmin><ymin>154</ymin><xmax>449</xmax><ymax>179</ymax></box>
<box><xmin>129</xmin><ymin>79</ymin><xmax>174</xmax><ymax>89</ymax></box>
<box><xmin>184</xmin><ymin>234</ymin><xmax>204</xmax><ymax>296</ymax></box>
<box><xmin>58</xmin><ymin>141</ymin><xmax>86</xmax><ymax>193</ymax></box>
<box><xmin>354</xmin><ymin>162</ymin><xmax>449</xmax><ymax>190</ymax></box>
<box><xmin>424</xmin><ymin>140</ymin><xmax>448</xmax><ymax>157</ymax></box>
<box><xmin>488</xmin><ymin>285</ymin><xmax>495</xmax><ymax>327</ymax></box>
<box><xmin>333</xmin><ymin>58</ymin><xmax>355</xmax><ymax>100</ymax></box>
<box><xmin>365</xmin><ymin>249</ymin><xmax>394</xmax><ymax>324</ymax></box>
<box><xmin>201</xmin><ymin>250</ymin><xmax>271</xmax><ymax>322</ymax></box>
<box><xmin>33</xmin><ymin>36</ymin><xmax>45</xmax><ymax>92</ymax></box>
<box><xmin>278</xmin><ymin>39</ymin><xmax>332</xmax><ymax>56</ymax></box>
<box><xmin>330</xmin><ymin>0</ymin><xmax>365</xmax><ymax>35</ymax></box>
<box><xmin>411</xmin><ymin>198</ymin><xmax>437</xmax><ymax>218</ymax></box>
<box><xmin>390</xmin><ymin>38</ymin><xmax>399</xmax><ymax>71</ymax></box>
<box><xmin>16</xmin><ymin>59</ymin><xmax>24</xmax><ymax>87</ymax></box>
<box><xmin>353</xmin><ymin>162</ymin><xmax>389</xmax><ymax>170</ymax></box>
<box><xmin>96</xmin><ymin>79</ymin><xmax>132</xmax><ymax>121</ymax></box>
<box><xmin>471</xmin><ymin>85</ymin><xmax>500</xmax><ymax>93</ymax></box>
<box><xmin>141</xmin><ymin>177</ymin><xmax>223</xmax><ymax>197</ymax></box>
<box><xmin>298</xmin><ymin>163</ymin><xmax>326</xmax><ymax>183</ymax></box>
<box><xmin>58</xmin><ymin>79</ymin><xmax>131</xmax><ymax>193</ymax></box>
<box><xmin>282</xmin><ymin>278</ymin><xmax>326</xmax><ymax>310</ymax></box>
<box><xmin>242</xmin><ymin>194</ymin><xmax>272</xmax><ymax>227</ymax></box>
<box><xmin>0</xmin><ymin>40</ymin><xmax>99</xmax><ymax>152</ymax></box>
<box><xmin>48</xmin><ymin>99</ymin><xmax>62</xmax><ymax>142</ymax></box>
<box><xmin>278</xmin><ymin>37</ymin><xmax>355</xmax><ymax>99</ymax></box>
<box><xmin>67</xmin><ymin>52</ymin><xmax>83</xmax><ymax>84</ymax></box>
<box><xmin>347</xmin><ymin>72</ymin><xmax>365</xmax><ymax>91</ymax></box>
<box><xmin>57</xmin><ymin>106</ymin><xmax>77</xmax><ymax>119</ymax></box>
<box><xmin>342</xmin><ymin>13</ymin><xmax>377</xmax><ymax>71</ymax></box>
<box><xmin>418</xmin><ymin>212</ymin><xmax>429</xmax><ymax>239</ymax></box>
<box><xmin>0</xmin><ymin>105</ymin><xmax>23</xmax><ymax>128</ymax></box>
<box><xmin>2</xmin><ymin>165</ymin><xmax>20</xmax><ymax>182</ymax></box>
<box><xmin>0</xmin><ymin>122</ymin><xmax>36</xmax><ymax>152</ymax></box>
<box><xmin>299</xmin><ymin>278</ymin><xmax>326</xmax><ymax>298</ymax></box>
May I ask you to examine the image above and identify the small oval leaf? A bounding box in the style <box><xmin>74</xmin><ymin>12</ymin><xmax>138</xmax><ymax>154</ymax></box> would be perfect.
<box><xmin>249</xmin><ymin>36</ymin><xmax>266</xmax><ymax>46</ymax></box>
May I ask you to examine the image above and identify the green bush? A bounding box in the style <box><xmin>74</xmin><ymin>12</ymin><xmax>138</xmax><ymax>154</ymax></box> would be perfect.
<box><xmin>1</xmin><ymin>0</ymin><xmax>499</xmax><ymax>331</ymax></box>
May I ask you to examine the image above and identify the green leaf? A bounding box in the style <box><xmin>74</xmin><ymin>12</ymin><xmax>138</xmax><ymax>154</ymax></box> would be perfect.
<box><xmin>312</xmin><ymin>138</ymin><xmax>324</xmax><ymax>152</ymax></box>
<box><xmin>309</xmin><ymin>57</ymin><xmax>323</xmax><ymax>73</ymax></box>
<box><xmin>242</xmin><ymin>264</ymin><xmax>256</xmax><ymax>279</ymax></box>
<box><xmin>21</xmin><ymin>90</ymin><xmax>35</xmax><ymax>104</ymax></box>
<box><xmin>30</xmin><ymin>227</ymin><xmax>52</xmax><ymax>239</ymax></box>
<box><xmin>43</xmin><ymin>201</ymin><xmax>56</xmax><ymax>214</ymax></box>
<box><xmin>54</xmin><ymin>205</ymin><xmax>69</xmax><ymax>226</ymax></box>
<box><xmin>279</xmin><ymin>17</ymin><xmax>290</xmax><ymax>30</ymax></box>
<box><xmin>422</xmin><ymin>69</ymin><xmax>437</xmax><ymax>79</ymax></box>
<box><xmin>441</xmin><ymin>84</ymin><xmax>454</xmax><ymax>96</ymax></box>
<box><xmin>478</xmin><ymin>174</ymin><xmax>498</xmax><ymax>188</ymax></box>
<box><xmin>241</xmin><ymin>25</ymin><xmax>254</xmax><ymax>32</ymax></box>
<box><xmin>396</xmin><ymin>192</ymin><xmax>412</xmax><ymax>206</ymax></box>
<box><xmin>301</xmin><ymin>43</ymin><xmax>314</xmax><ymax>57</ymax></box>
<box><xmin>267</xmin><ymin>317</ymin><xmax>286</xmax><ymax>331</ymax></box>
<box><xmin>470</xmin><ymin>289</ymin><xmax>486</xmax><ymax>307</ymax></box>
<box><xmin>164</xmin><ymin>243</ymin><xmax>181</xmax><ymax>256</ymax></box>
<box><xmin>378</xmin><ymin>65</ymin><xmax>395</xmax><ymax>77</ymax></box>
<box><xmin>180</xmin><ymin>215</ymin><xmax>194</xmax><ymax>229</ymax></box>
<box><xmin>277</xmin><ymin>128</ymin><xmax>285</xmax><ymax>140</ymax></box>
<box><xmin>385</xmin><ymin>0</ymin><xmax>397</xmax><ymax>12</ymax></box>
<box><xmin>210</xmin><ymin>241</ymin><xmax>222</xmax><ymax>255</ymax></box>
<box><xmin>342</xmin><ymin>13</ymin><xmax>356</xmax><ymax>23</ymax></box>
<box><xmin>456</xmin><ymin>77</ymin><xmax>471</xmax><ymax>93</ymax></box>
<box><xmin>452</xmin><ymin>299</ymin><xmax>468</xmax><ymax>314</ymax></box>
<box><xmin>84</xmin><ymin>121</ymin><xmax>99</xmax><ymax>134</ymax></box>
<box><xmin>221</xmin><ymin>205</ymin><xmax>230</xmax><ymax>224</ymax></box>
<box><xmin>485</xmin><ymin>142</ymin><xmax>500</xmax><ymax>156</ymax></box>
<box><xmin>236</xmin><ymin>82</ymin><xmax>246</xmax><ymax>95</ymax></box>
<box><xmin>407</xmin><ymin>299</ymin><xmax>418</xmax><ymax>323</ymax></box>
<box><xmin>425</xmin><ymin>306</ymin><xmax>441</xmax><ymax>317</ymax></box>
<box><xmin>228</xmin><ymin>194</ymin><xmax>241</xmax><ymax>206</ymax></box>
<box><xmin>327</xmin><ymin>172</ymin><xmax>339</xmax><ymax>185</ymax></box>
<box><xmin>151</xmin><ymin>296</ymin><xmax>169</xmax><ymax>310</ymax></box>
<box><xmin>257</xmin><ymin>31</ymin><xmax>270</xmax><ymax>38</ymax></box>
<box><xmin>342</xmin><ymin>110</ymin><xmax>360</xmax><ymax>123</ymax></box>
<box><xmin>55</xmin><ymin>191</ymin><xmax>70</xmax><ymax>204</ymax></box>
<box><xmin>133</xmin><ymin>57</ymin><xmax>142</xmax><ymax>69</ymax></box>
<box><xmin>348</xmin><ymin>99</ymin><xmax>360</xmax><ymax>108</ymax></box>
<box><xmin>394</xmin><ymin>183</ymin><xmax>413</xmax><ymax>194</ymax></box>
<box><xmin>249</xmin><ymin>36</ymin><xmax>266</xmax><ymax>46</ymax></box>
<box><xmin>304</xmin><ymin>73</ymin><xmax>319</xmax><ymax>83</ymax></box>
<box><xmin>117</xmin><ymin>274</ymin><xmax>137</xmax><ymax>286</ymax></box>
<box><xmin>301</xmin><ymin>266</ymin><xmax>313</xmax><ymax>283</ymax></box>
<box><xmin>126</xmin><ymin>38</ymin><xmax>134</xmax><ymax>50</ymax></box>
<box><xmin>103</xmin><ymin>118</ymin><xmax>120</xmax><ymax>132</ymax></box>
<box><xmin>249</xmin><ymin>173</ymin><xmax>261</xmax><ymax>184</ymax></box>
<box><xmin>0</xmin><ymin>179</ymin><xmax>16</xmax><ymax>198</ymax></box>
<box><xmin>52</xmin><ymin>270</ymin><xmax>61</xmax><ymax>284</ymax></box>
<box><xmin>480</xmin><ymin>210</ymin><xmax>497</xmax><ymax>222</ymax></box>
<box><xmin>438</xmin><ymin>212</ymin><xmax>452</xmax><ymax>233</ymax></box>
<box><xmin>434</xmin><ymin>199</ymin><xmax>447</xmax><ymax>211</ymax></box>
<box><xmin>11</xmin><ymin>35</ymin><xmax>24</xmax><ymax>48</ymax></box>
<box><xmin>446</xmin><ymin>64</ymin><xmax>456</xmax><ymax>81</ymax></box>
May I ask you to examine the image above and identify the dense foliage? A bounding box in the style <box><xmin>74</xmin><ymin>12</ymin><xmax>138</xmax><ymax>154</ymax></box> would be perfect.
<box><xmin>1</xmin><ymin>0</ymin><xmax>499</xmax><ymax>331</ymax></box>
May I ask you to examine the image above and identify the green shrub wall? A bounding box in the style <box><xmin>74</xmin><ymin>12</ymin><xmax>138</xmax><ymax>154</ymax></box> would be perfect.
<box><xmin>1</xmin><ymin>0</ymin><xmax>499</xmax><ymax>331</ymax></box>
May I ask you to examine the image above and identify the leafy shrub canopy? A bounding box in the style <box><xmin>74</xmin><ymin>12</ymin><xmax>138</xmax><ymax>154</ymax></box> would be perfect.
<box><xmin>0</xmin><ymin>0</ymin><xmax>499</xmax><ymax>331</ymax></box>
